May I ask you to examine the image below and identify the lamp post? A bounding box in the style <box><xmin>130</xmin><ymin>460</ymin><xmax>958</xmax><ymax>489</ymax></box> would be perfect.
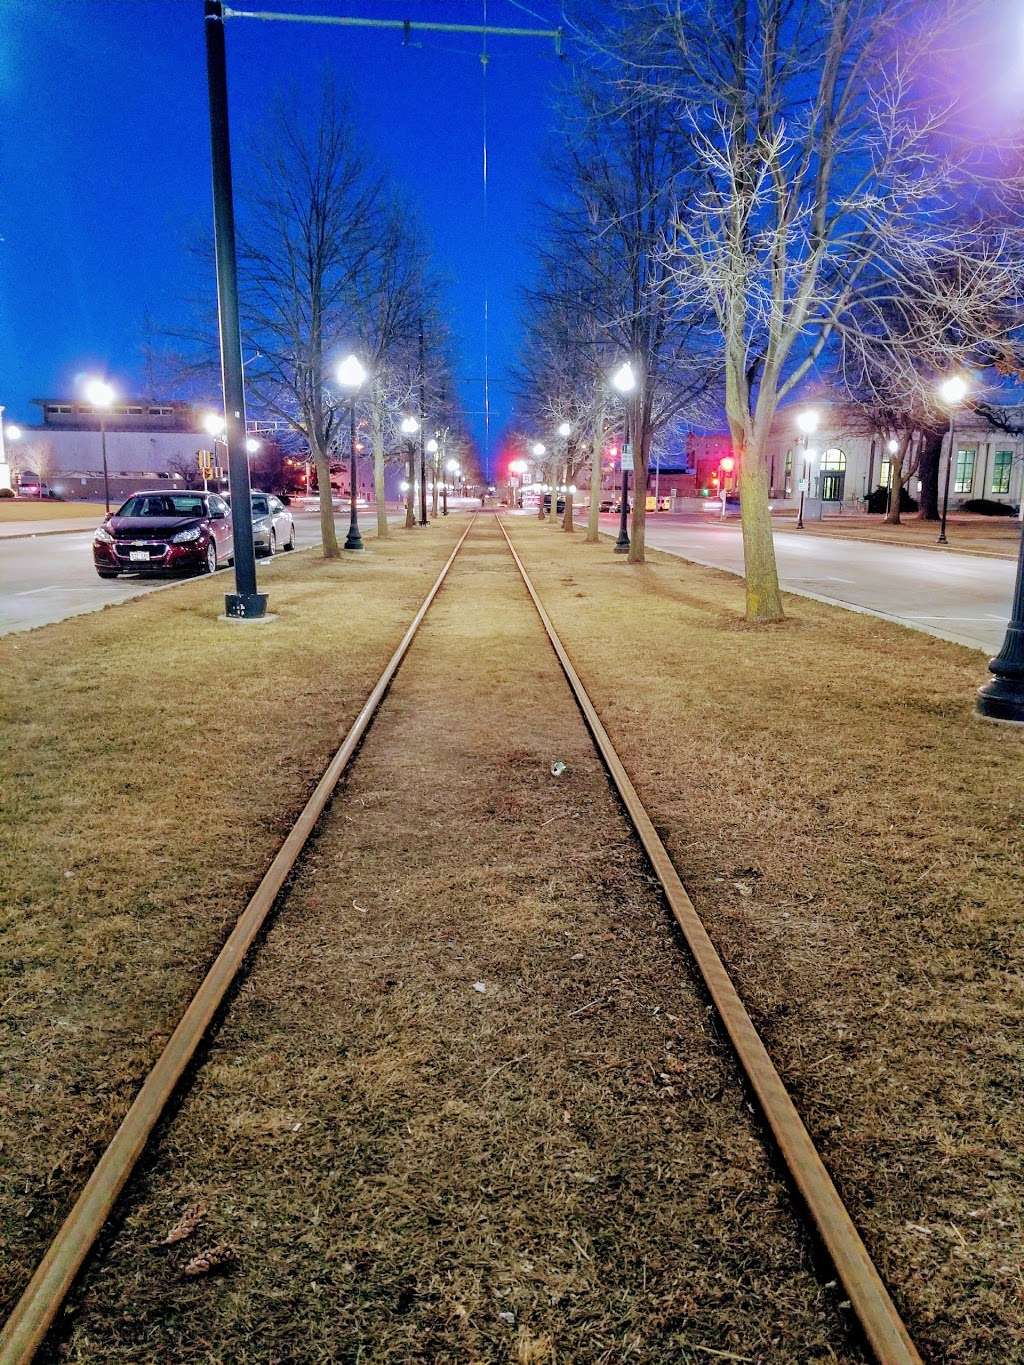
<box><xmin>532</xmin><ymin>442</ymin><xmax>547</xmax><ymax>520</ymax></box>
<box><xmin>1</xmin><ymin>419</ymin><xmax>20</xmax><ymax>494</ymax></box>
<box><xmin>84</xmin><ymin>378</ymin><xmax>116</xmax><ymax>512</ymax></box>
<box><xmin>401</xmin><ymin>415</ymin><xmax>419</xmax><ymax>528</ymax></box>
<box><xmin>937</xmin><ymin>375</ymin><xmax>968</xmax><ymax>545</ymax></box>
<box><xmin>444</xmin><ymin>457</ymin><xmax>459</xmax><ymax>515</ymax></box>
<box><xmin>427</xmin><ymin>438</ymin><xmax>439</xmax><ymax>517</ymax></box>
<box><xmin>337</xmin><ymin>354</ymin><xmax>368</xmax><ymax>551</ymax></box>
<box><xmin>883</xmin><ymin>438</ymin><xmax>899</xmax><ymax>519</ymax></box>
<box><xmin>719</xmin><ymin>455</ymin><xmax>735</xmax><ymax>520</ymax></box>
<box><xmin>976</xmin><ymin>509</ymin><xmax>1024</xmax><ymax>724</ymax></box>
<box><xmin>795</xmin><ymin>408</ymin><xmax>819</xmax><ymax>529</ymax></box>
<box><xmin>611</xmin><ymin>362</ymin><xmax>636</xmax><ymax>552</ymax></box>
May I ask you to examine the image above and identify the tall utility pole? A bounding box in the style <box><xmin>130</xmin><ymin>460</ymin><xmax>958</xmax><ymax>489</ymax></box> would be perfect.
<box><xmin>203</xmin><ymin>0</ymin><xmax>265</xmax><ymax>619</ymax></box>
<box><xmin>418</xmin><ymin>319</ymin><xmax>428</xmax><ymax>526</ymax></box>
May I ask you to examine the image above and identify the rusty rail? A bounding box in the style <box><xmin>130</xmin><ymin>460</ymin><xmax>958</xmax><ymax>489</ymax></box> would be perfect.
<box><xmin>495</xmin><ymin>515</ymin><xmax>922</xmax><ymax>1365</ymax></box>
<box><xmin>0</xmin><ymin>517</ymin><xmax>476</xmax><ymax>1365</ymax></box>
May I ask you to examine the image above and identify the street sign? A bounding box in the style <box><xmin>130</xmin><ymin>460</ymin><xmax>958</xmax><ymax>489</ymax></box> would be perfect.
<box><xmin>620</xmin><ymin>443</ymin><xmax>634</xmax><ymax>472</ymax></box>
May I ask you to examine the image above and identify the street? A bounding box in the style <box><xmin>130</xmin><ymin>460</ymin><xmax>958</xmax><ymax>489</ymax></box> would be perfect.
<box><xmin>597</xmin><ymin>512</ymin><xmax>1017</xmax><ymax>654</ymax></box>
<box><xmin>2</xmin><ymin>508</ymin><xmax>343</xmax><ymax>635</ymax></box>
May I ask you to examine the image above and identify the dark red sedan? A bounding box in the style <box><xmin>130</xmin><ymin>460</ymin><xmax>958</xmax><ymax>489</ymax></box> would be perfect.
<box><xmin>92</xmin><ymin>491</ymin><xmax>235</xmax><ymax>579</ymax></box>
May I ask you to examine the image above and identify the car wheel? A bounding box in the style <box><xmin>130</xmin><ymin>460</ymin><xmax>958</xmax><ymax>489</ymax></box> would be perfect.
<box><xmin>268</xmin><ymin>529</ymin><xmax>277</xmax><ymax>557</ymax></box>
<box><xmin>96</xmin><ymin>569</ymin><xmax>119</xmax><ymax>580</ymax></box>
<box><xmin>285</xmin><ymin>526</ymin><xmax>295</xmax><ymax>551</ymax></box>
<box><xmin>204</xmin><ymin>540</ymin><xmax>217</xmax><ymax>574</ymax></box>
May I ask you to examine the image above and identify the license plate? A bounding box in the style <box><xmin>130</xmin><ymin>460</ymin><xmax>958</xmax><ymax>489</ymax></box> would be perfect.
<box><xmin>129</xmin><ymin>550</ymin><xmax>150</xmax><ymax>561</ymax></box>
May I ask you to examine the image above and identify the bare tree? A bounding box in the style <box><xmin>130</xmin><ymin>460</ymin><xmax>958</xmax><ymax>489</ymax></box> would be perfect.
<box><xmin>620</xmin><ymin>0</ymin><xmax>1024</xmax><ymax>618</ymax></box>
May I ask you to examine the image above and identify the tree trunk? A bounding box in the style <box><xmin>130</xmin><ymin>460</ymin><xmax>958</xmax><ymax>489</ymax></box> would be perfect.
<box><xmin>586</xmin><ymin>401</ymin><xmax>603</xmax><ymax>543</ymax></box>
<box><xmin>432</xmin><ymin>457</ymin><xmax>439</xmax><ymax>517</ymax></box>
<box><xmin>313</xmin><ymin>445</ymin><xmax>339</xmax><ymax>557</ymax></box>
<box><xmin>562</xmin><ymin>488</ymin><xmax>574</xmax><ymax>531</ymax></box>
<box><xmin>371</xmin><ymin>403</ymin><xmax>389</xmax><ymax>539</ymax></box>
<box><xmin>884</xmin><ymin>452</ymin><xmax>905</xmax><ymax>525</ymax></box>
<box><xmin>737</xmin><ymin>438</ymin><xmax>784</xmax><ymax>622</ymax></box>
<box><xmin>917</xmin><ymin>430</ymin><xmax>942</xmax><ymax>520</ymax></box>
<box><xmin>626</xmin><ymin>422</ymin><xmax>649</xmax><ymax>564</ymax></box>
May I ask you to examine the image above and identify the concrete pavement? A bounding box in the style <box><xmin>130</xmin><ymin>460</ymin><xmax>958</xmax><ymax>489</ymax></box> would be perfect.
<box><xmin>600</xmin><ymin>513</ymin><xmax>1016</xmax><ymax>653</ymax></box>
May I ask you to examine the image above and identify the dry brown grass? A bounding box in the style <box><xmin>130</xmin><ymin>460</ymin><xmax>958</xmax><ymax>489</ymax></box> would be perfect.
<box><xmin>52</xmin><ymin>521</ymin><xmax>859</xmax><ymax>1364</ymax></box>
<box><xmin>771</xmin><ymin>512</ymin><xmax>1022</xmax><ymax>558</ymax></box>
<box><xmin>0</xmin><ymin>518</ymin><xmax>465</xmax><ymax>1315</ymax></box>
<box><xmin>0</xmin><ymin>501</ymin><xmax>103</xmax><ymax>522</ymax></box>
<box><xmin>500</xmin><ymin>518</ymin><xmax>1024</xmax><ymax>1364</ymax></box>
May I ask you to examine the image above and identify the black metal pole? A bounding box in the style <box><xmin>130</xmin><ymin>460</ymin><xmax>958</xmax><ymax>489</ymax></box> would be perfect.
<box><xmin>204</xmin><ymin>0</ymin><xmax>265</xmax><ymax>619</ymax></box>
<box><xmin>100</xmin><ymin>414</ymin><xmax>110</xmax><ymax>513</ymax></box>
<box><xmin>796</xmin><ymin>436</ymin><xmax>806</xmax><ymax>529</ymax></box>
<box><xmin>615</xmin><ymin>404</ymin><xmax>630</xmax><ymax>553</ymax></box>
<box><xmin>418</xmin><ymin>320</ymin><xmax>428</xmax><ymax>526</ymax></box>
<box><xmin>976</xmin><ymin>518</ymin><xmax>1024</xmax><ymax>724</ymax></box>
<box><xmin>937</xmin><ymin>412</ymin><xmax>955</xmax><ymax>545</ymax></box>
<box><xmin>442</xmin><ymin>482</ymin><xmax>448</xmax><ymax>516</ymax></box>
<box><xmin>344</xmin><ymin>397</ymin><xmax>363</xmax><ymax>551</ymax></box>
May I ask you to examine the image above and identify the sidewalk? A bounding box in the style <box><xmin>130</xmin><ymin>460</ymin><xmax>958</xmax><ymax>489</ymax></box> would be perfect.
<box><xmin>0</xmin><ymin>517</ymin><xmax>101</xmax><ymax>539</ymax></box>
<box><xmin>771</xmin><ymin>511</ymin><xmax>1022</xmax><ymax>559</ymax></box>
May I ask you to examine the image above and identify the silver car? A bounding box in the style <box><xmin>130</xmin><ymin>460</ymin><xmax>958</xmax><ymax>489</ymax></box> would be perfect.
<box><xmin>228</xmin><ymin>491</ymin><xmax>296</xmax><ymax>556</ymax></box>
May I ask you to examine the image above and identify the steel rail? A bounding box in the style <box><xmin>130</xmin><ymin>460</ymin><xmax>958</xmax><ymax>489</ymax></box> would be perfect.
<box><xmin>0</xmin><ymin>517</ymin><xmax>477</xmax><ymax>1365</ymax></box>
<box><xmin>495</xmin><ymin>516</ymin><xmax>922</xmax><ymax>1365</ymax></box>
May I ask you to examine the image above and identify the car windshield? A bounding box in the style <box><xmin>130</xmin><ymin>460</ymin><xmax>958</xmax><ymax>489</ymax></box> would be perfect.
<box><xmin>117</xmin><ymin>495</ymin><xmax>207</xmax><ymax>519</ymax></box>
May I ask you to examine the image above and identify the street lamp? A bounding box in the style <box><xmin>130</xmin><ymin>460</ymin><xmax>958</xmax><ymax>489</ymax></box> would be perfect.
<box><xmin>401</xmin><ymin>415</ymin><xmax>419</xmax><ymax>528</ymax></box>
<box><xmin>719</xmin><ymin>455</ymin><xmax>735</xmax><ymax>521</ymax></box>
<box><xmin>883</xmin><ymin>438</ymin><xmax>899</xmax><ymax>519</ymax></box>
<box><xmin>6</xmin><ymin>424</ymin><xmax>22</xmax><ymax>441</ymax></box>
<box><xmin>976</xmin><ymin>480</ymin><xmax>1024</xmax><ymax>724</ymax></box>
<box><xmin>336</xmin><ymin>354</ymin><xmax>368</xmax><ymax>551</ymax></box>
<box><xmin>84</xmin><ymin>378</ymin><xmax>116</xmax><ymax>512</ymax></box>
<box><xmin>444</xmin><ymin>454</ymin><xmax>459</xmax><ymax>516</ymax></box>
<box><xmin>610</xmin><ymin>361</ymin><xmax>637</xmax><ymax>553</ymax></box>
<box><xmin>557</xmin><ymin>421</ymin><xmax>572</xmax><ymax>438</ymax></box>
<box><xmin>795</xmin><ymin>408</ymin><xmax>819</xmax><ymax>530</ymax></box>
<box><xmin>426</xmin><ymin>437</ymin><xmax>439</xmax><ymax>517</ymax></box>
<box><xmin>937</xmin><ymin>374</ymin><xmax>969</xmax><ymax>545</ymax></box>
<box><xmin>245</xmin><ymin>436</ymin><xmax>261</xmax><ymax>455</ymax></box>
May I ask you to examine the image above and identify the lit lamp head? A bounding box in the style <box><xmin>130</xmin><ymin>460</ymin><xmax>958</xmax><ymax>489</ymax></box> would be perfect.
<box><xmin>509</xmin><ymin>459</ymin><xmax>528</xmax><ymax>476</ymax></box>
<box><xmin>532</xmin><ymin>441</ymin><xmax>546</xmax><ymax>457</ymax></box>
<box><xmin>796</xmin><ymin>408</ymin><xmax>820</xmax><ymax>436</ymax></box>
<box><xmin>245</xmin><ymin>437</ymin><xmax>261</xmax><ymax>454</ymax></box>
<box><xmin>611</xmin><ymin>361</ymin><xmax>637</xmax><ymax>394</ymax></box>
<box><xmin>336</xmin><ymin>354</ymin><xmax>368</xmax><ymax>391</ymax></box>
<box><xmin>203</xmin><ymin>412</ymin><xmax>226</xmax><ymax>438</ymax></box>
<box><xmin>83</xmin><ymin>378</ymin><xmax>115</xmax><ymax>410</ymax></box>
<box><xmin>939</xmin><ymin>375</ymin><xmax>969</xmax><ymax>406</ymax></box>
<box><xmin>426</xmin><ymin>438</ymin><xmax>439</xmax><ymax>454</ymax></box>
<box><xmin>886</xmin><ymin>438</ymin><xmax>899</xmax><ymax>455</ymax></box>
<box><xmin>557</xmin><ymin>421</ymin><xmax>572</xmax><ymax>438</ymax></box>
<box><xmin>5</xmin><ymin>424</ymin><xmax>22</xmax><ymax>441</ymax></box>
<box><xmin>720</xmin><ymin>456</ymin><xmax>736</xmax><ymax>474</ymax></box>
<box><xmin>400</xmin><ymin>415</ymin><xmax>419</xmax><ymax>436</ymax></box>
<box><xmin>446</xmin><ymin>458</ymin><xmax>459</xmax><ymax>473</ymax></box>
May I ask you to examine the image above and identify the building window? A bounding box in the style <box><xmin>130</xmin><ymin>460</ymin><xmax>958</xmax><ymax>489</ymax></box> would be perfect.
<box><xmin>880</xmin><ymin>458</ymin><xmax>892</xmax><ymax>489</ymax></box>
<box><xmin>784</xmin><ymin>449</ymin><xmax>793</xmax><ymax>495</ymax></box>
<box><xmin>992</xmin><ymin>449</ymin><xmax>1013</xmax><ymax>496</ymax></box>
<box><xmin>149</xmin><ymin>405</ymin><xmax>173</xmax><ymax>416</ymax></box>
<box><xmin>819</xmin><ymin>447</ymin><xmax>847</xmax><ymax>502</ymax></box>
<box><xmin>954</xmin><ymin>446</ymin><xmax>976</xmax><ymax>494</ymax></box>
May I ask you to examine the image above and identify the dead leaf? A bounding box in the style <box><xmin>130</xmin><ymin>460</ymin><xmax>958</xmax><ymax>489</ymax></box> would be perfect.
<box><xmin>155</xmin><ymin>1202</ymin><xmax>206</xmax><ymax>1247</ymax></box>
<box><xmin>183</xmin><ymin>1244</ymin><xmax>235</xmax><ymax>1278</ymax></box>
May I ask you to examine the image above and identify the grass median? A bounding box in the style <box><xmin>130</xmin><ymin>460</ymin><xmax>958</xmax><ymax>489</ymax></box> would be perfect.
<box><xmin>0</xmin><ymin>517</ymin><xmax>465</xmax><ymax>1313</ymax></box>
<box><xmin>503</xmin><ymin>517</ymin><xmax>1023</xmax><ymax>1363</ymax></box>
<box><xmin>0</xmin><ymin>500</ymin><xmax>103</xmax><ymax>522</ymax></box>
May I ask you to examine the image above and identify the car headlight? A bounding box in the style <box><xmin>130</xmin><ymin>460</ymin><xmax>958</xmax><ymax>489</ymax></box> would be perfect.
<box><xmin>171</xmin><ymin>526</ymin><xmax>203</xmax><ymax>544</ymax></box>
<box><xmin>94</xmin><ymin>526</ymin><xmax>114</xmax><ymax>544</ymax></box>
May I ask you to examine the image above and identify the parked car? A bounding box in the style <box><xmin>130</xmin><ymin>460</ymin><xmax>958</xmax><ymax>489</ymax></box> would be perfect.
<box><xmin>227</xmin><ymin>490</ymin><xmax>296</xmax><ymax>556</ymax></box>
<box><xmin>92</xmin><ymin>490</ymin><xmax>234</xmax><ymax>579</ymax></box>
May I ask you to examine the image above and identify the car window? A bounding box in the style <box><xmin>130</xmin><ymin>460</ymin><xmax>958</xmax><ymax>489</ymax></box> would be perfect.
<box><xmin>117</xmin><ymin>494</ymin><xmax>207</xmax><ymax>518</ymax></box>
<box><xmin>209</xmin><ymin>496</ymin><xmax>228</xmax><ymax>515</ymax></box>
<box><xmin>251</xmin><ymin>495</ymin><xmax>269</xmax><ymax>515</ymax></box>
<box><xmin>268</xmin><ymin>498</ymin><xmax>283</xmax><ymax>513</ymax></box>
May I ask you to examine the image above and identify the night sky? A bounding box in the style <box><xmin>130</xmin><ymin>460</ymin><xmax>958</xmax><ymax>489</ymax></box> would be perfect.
<box><xmin>0</xmin><ymin>0</ymin><xmax>566</xmax><ymax>476</ymax></box>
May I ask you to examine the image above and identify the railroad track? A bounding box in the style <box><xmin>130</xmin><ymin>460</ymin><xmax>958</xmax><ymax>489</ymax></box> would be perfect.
<box><xmin>0</xmin><ymin>513</ymin><xmax>921</xmax><ymax>1365</ymax></box>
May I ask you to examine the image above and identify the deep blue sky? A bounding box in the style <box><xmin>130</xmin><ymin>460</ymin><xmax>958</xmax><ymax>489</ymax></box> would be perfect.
<box><xmin>0</xmin><ymin>0</ymin><xmax>566</xmax><ymax>475</ymax></box>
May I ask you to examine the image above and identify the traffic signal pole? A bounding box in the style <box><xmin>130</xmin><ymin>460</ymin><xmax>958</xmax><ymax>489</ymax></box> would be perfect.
<box><xmin>204</xmin><ymin>0</ymin><xmax>266</xmax><ymax>619</ymax></box>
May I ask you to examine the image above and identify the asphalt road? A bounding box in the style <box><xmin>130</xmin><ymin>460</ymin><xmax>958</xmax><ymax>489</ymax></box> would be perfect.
<box><xmin>599</xmin><ymin>512</ymin><xmax>1017</xmax><ymax>653</ymax></box>
<box><xmin>1</xmin><ymin>510</ymin><xmax>345</xmax><ymax>636</ymax></box>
